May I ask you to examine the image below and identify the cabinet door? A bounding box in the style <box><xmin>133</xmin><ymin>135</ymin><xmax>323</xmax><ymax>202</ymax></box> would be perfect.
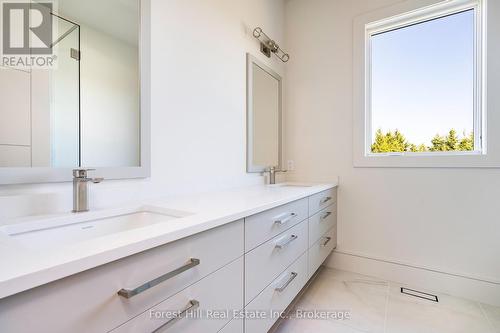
<box><xmin>245</xmin><ymin>220</ymin><xmax>307</xmax><ymax>304</ymax></box>
<box><xmin>245</xmin><ymin>198</ymin><xmax>308</xmax><ymax>251</ymax></box>
<box><xmin>218</xmin><ymin>318</ymin><xmax>243</xmax><ymax>333</ymax></box>
<box><xmin>309</xmin><ymin>188</ymin><xmax>337</xmax><ymax>216</ymax></box>
<box><xmin>111</xmin><ymin>257</ymin><xmax>243</xmax><ymax>333</ymax></box>
<box><xmin>309</xmin><ymin>206</ymin><xmax>337</xmax><ymax>247</ymax></box>
<box><xmin>245</xmin><ymin>253</ymin><xmax>308</xmax><ymax>333</ymax></box>
<box><xmin>0</xmin><ymin>221</ymin><xmax>243</xmax><ymax>333</ymax></box>
<box><xmin>0</xmin><ymin>67</ymin><xmax>31</xmax><ymax>146</ymax></box>
<box><xmin>308</xmin><ymin>227</ymin><xmax>337</xmax><ymax>278</ymax></box>
<box><xmin>0</xmin><ymin>146</ymin><xmax>31</xmax><ymax>167</ymax></box>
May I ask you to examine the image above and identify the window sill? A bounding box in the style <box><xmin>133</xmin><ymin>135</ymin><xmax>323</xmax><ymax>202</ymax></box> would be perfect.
<box><xmin>353</xmin><ymin>152</ymin><xmax>500</xmax><ymax>168</ymax></box>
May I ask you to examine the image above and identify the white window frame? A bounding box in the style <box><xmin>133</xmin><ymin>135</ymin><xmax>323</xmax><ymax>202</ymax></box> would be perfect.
<box><xmin>353</xmin><ymin>0</ymin><xmax>498</xmax><ymax>168</ymax></box>
<box><xmin>367</xmin><ymin>1</ymin><xmax>484</xmax><ymax>156</ymax></box>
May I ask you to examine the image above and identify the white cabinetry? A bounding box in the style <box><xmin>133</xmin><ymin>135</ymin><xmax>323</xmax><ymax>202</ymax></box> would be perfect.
<box><xmin>0</xmin><ymin>146</ymin><xmax>31</xmax><ymax>167</ymax></box>
<box><xmin>218</xmin><ymin>317</ymin><xmax>243</xmax><ymax>333</ymax></box>
<box><xmin>308</xmin><ymin>189</ymin><xmax>338</xmax><ymax>277</ymax></box>
<box><xmin>309</xmin><ymin>205</ymin><xmax>337</xmax><ymax>247</ymax></box>
<box><xmin>243</xmin><ymin>187</ymin><xmax>338</xmax><ymax>332</ymax></box>
<box><xmin>0</xmin><ymin>66</ymin><xmax>31</xmax><ymax>167</ymax></box>
<box><xmin>245</xmin><ymin>219</ymin><xmax>308</xmax><ymax>304</ymax></box>
<box><xmin>309</xmin><ymin>226</ymin><xmax>337</xmax><ymax>279</ymax></box>
<box><xmin>0</xmin><ymin>221</ymin><xmax>243</xmax><ymax>333</ymax></box>
<box><xmin>245</xmin><ymin>198</ymin><xmax>308</xmax><ymax>251</ymax></box>
<box><xmin>110</xmin><ymin>257</ymin><xmax>243</xmax><ymax>333</ymax></box>
<box><xmin>245</xmin><ymin>252</ymin><xmax>308</xmax><ymax>333</ymax></box>
<box><xmin>0</xmin><ymin>186</ymin><xmax>337</xmax><ymax>333</ymax></box>
<box><xmin>309</xmin><ymin>188</ymin><xmax>337</xmax><ymax>215</ymax></box>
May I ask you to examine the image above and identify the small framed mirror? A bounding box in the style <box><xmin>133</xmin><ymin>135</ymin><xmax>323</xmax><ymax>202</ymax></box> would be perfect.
<box><xmin>0</xmin><ymin>0</ymin><xmax>150</xmax><ymax>184</ymax></box>
<box><xmin>246</xmin><ymin>53</ymin><xmax>282</xmax><ymax>173</ymax></box>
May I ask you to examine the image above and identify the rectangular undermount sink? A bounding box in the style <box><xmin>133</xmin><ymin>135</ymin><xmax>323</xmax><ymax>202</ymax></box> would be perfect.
<box><xmin>269</xmin><ymin>183</ymin><xmax>314</xmax><ymax>188</ymax></box>
<box><xmin>0</xmin><ymin>206</ymin><xmax>193</xmax><ymax>250</ymax></box>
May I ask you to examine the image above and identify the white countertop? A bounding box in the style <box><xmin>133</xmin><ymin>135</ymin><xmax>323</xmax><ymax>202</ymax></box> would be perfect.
<box><xmin>0</xmin><ymin>182</ymin><xmax>337</xmax><ymax>299</ymax></box>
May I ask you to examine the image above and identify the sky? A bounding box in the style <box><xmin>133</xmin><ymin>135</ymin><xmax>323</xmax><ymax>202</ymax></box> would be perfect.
<box><xmin>371</xmin><ymin>10</ymin><xmax>475</xmax><ymax>145</ymax></box>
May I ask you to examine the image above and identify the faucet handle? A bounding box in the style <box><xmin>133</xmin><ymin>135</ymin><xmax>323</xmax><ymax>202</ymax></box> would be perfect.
<box><xmin>72</xmin><ymin>168</ymin><xmax>96</xmax><ymax>178</ymax></box>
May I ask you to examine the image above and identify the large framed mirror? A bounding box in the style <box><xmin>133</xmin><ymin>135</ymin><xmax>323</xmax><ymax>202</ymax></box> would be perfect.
<box><xmin>246</xmin><ymin>54</ymin><xmax>283</xmax><ymax>173</ymax></box>
<box><xmin>0</xmin><ymin>0</ymin><xmax>150</xmax><ymax>184</ymax></box>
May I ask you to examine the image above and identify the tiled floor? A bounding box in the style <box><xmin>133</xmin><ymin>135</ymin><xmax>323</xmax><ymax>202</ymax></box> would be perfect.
<box><xmin>274</xmin><ymin>268</ymin><xmax>500</xmax><ymax>333</ymax></box>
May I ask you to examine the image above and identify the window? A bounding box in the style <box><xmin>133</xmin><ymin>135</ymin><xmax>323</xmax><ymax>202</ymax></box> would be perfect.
<box><xmin>369</xmin><ymin>9</ymin><xmax>480</xmax><ymax>155</ymax></box>
<box><xmin>353</xmin><ymin>0</ymin><xmax>494</xmax><ymax>168</ymax></box>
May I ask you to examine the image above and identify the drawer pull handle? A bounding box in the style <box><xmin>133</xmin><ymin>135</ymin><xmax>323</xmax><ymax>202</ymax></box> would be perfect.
<box><xmin>118</xmin><ymin>258</ymin><xmax>200</xmax><ymax>299</ymax></box>
<box><xmin>152</xmin><ymin>299</ymin><xmax>200</xmax><ymax>333</ymax></box>
<box><xmin>320</xmin><ymin>196</ymin><xmax>333</xmax><ymax>205</ymax></box>
<box><xmin>274</xmin><ymin>213</ymin><xmax>297</xmax><ymax>225</ymax></box>
<box><xmin>321</xmin><ymin>237</ymin><xmax>332</xmax><ymax>247</ymax></box>
<box><xmin>275</xmin><ymin>272</ymin><xmax>298</xmax><ymax>292</ymax></box>
<box><xmin>321</xmin><ymin>212</ymin><xmax>332</xmax><ymax>220</ymax></box>
<box><xmin>275</xmin><ymin>235</ymin><xmax>298</xmax><ymax>249</ymax></box>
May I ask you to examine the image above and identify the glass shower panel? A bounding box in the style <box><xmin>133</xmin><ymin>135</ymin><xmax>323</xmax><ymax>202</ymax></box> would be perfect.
<box><xmin>49</xmin><ymin>16</ymin><xmax>80</xmax><ymax>167</ymax></box>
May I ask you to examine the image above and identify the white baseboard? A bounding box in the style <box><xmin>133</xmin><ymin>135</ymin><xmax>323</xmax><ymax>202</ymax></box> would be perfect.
<box><xmin>325</xmin><ymin>250</ymin><xmax>500</xmax><ymax>307</ymax></box>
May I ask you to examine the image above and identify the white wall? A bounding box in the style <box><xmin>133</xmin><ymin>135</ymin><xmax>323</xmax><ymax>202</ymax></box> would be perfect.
<box><xmin>284</xmin><ymin>0</ymin><xmax>500</xmax><ymax>305</ymax></box>
<box><xmin>0</xmin><ymin>0</ymin><xmax>286</xmax><ymax>220</ymax></box>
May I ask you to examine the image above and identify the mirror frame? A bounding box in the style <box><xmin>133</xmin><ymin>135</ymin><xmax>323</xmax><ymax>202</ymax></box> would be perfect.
<box><xmin>0</xmin><ymin>0</ymin><xmax>151</xmax><ymax>185</ymax></box>
<box><xmin>246</xmin><ymin>53</ymin><xmax>283</xmax><ymax>173</ymax></box>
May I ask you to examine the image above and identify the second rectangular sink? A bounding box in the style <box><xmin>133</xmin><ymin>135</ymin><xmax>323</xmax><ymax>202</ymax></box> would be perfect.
<box><xmin>0</xmin><ymin>206</ymin><xmax>193</xmax><ymax>250</ymax></box>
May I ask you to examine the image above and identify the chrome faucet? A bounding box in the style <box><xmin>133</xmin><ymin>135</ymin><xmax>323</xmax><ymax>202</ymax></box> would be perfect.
<box><xmin>72</xmin><ymin>169</ymin><xmax>103</xmax><ymax>213</ymax></box>
<box><xmin>264</xmin><ymin>166</ymin><xmax>287</xmax><ymax>185</ymax></box>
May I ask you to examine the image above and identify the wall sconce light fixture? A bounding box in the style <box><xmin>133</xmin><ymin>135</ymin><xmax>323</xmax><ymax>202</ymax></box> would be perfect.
<box><xmin>253</xmin><ymin>27</ymin><xmax>290</xmax><ymax>63</ymax></box>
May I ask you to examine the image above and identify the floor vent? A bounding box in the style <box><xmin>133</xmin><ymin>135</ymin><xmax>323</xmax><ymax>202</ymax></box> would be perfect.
<box><xmin>400</xmin><ymin>287</ymin><xmax>439</xmax><ymax>302</ymax></box>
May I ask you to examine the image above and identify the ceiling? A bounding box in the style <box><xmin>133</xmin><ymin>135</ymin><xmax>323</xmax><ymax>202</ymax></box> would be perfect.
<box><xmin>39</xmin><ymin>0</ymin><xmax>139</xmax><ymax>46</ymax></box>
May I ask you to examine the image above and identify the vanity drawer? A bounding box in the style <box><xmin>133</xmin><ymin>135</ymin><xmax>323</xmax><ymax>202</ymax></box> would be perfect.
<box><xmin>244</xmin><ymin>252</ymin><xmax>308</xmax><ymax>333</ymax></box>
<box><xmin>308</xmin><ymin>227</ymin><xmax>337</xmax><ymax>279</ymax></box>
<box><xmin>0</xmin><ymin>221</ymin><xmax>243</xmax><ymax>333</ymax></box>
<box><xmin>110</xmin><ymin>257</ymin><xmax>243</xmax><ymax>333</ymax></box>
<box><xmin>218</xmin><ymin>318</ymin><xmax>243</xmax><ymax>333</ymax></box>
<box><xmin>245</xmin><ymin>219</ymin><xmax>308</xmax><ymax>304</ymax></box>
<box><xmin>309</xmin><ymin>206</ymin><xmax>337</xmax><ymax>247</ymax></box>
<box><xmin>245</xmin><ymin>198</ymin><xmax>308</xmax><ymax>251</ymax></box>
<box><xmin>309</xmin><ymin>188</ymin><xmax>337</xmax><ymax>216</ymax></box>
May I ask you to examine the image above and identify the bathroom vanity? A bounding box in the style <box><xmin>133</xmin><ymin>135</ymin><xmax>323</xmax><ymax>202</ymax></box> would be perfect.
<box><xmin>0</xmin><ymin>183</ymin><xmax>337</xmax><ymax>333</ymax></box>
<box><xmin>0</xmin><ymin>0</ymin><xmax>337</xmax><ymax>331</ymax></box>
